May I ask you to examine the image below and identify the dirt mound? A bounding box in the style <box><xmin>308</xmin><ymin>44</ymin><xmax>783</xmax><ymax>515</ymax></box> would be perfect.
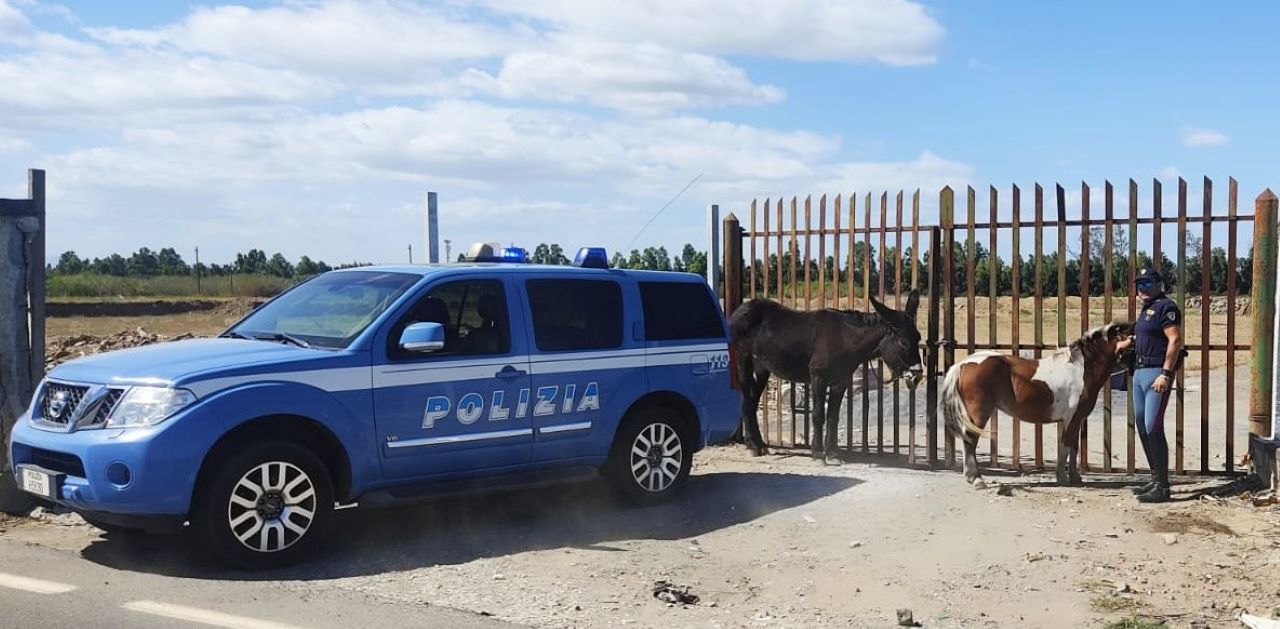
<box><xmin>46</xmin><ymin>327</ymin><xmax>197</xmax><ymax>369</ymax></box>
<box><xmin>213</xmin><ymin>298</ymin><xmax>268</xmax><ymax>318</ymax></box>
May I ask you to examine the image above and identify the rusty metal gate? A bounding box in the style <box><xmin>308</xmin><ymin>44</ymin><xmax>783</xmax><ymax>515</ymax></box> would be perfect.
<box><xmin>722</xmin><ymin>179</ymin><xmax>1268</xmax><ymax>475</ymax></box>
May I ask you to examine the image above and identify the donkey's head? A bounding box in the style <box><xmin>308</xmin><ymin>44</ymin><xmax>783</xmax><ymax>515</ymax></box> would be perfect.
<box><xmin>870</xmin><ymin>289</ymin><xmax>924</xmax><ymax>387</ymax></box>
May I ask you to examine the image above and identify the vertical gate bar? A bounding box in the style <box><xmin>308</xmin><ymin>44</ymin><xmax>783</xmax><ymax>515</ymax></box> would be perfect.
<box><xmin>910</xmin><ymin>190</ymin><xmax>921</xmax><ymax>464</ymax></box>
<box><xmin>834</xmin><ymin>195</ymin><xmax>842</xmax><ymax>309</ymax></box>
<box><xmin>776</xmin><ymin>199</ymin><xmax>785</xmax><ymax>445</ymax></box>
<box><xmin>763</xmin><ymin>198</ymin><xmax>770</xmax><ymax>300</ymax></box>
<box><xmin>894</xmin><ymin>191</ymin><xmax>904</xmax><ymax>455</ymax></box>
<box><xmin>1200</xmin><ymin>177</ymin><xmax>1212</xmax><ymax>473</ymax></box>
<box><xmin>1103</xmin><ymin>182</ymin><xmax>1115</xmax><ymax>473</ymax></box>
<box><xmin>964</xmin><ymin>187</ymin><xmax>979</xmax><ymax>460</ymax></box>
<box><xmin>804</xmin><ymin>196</ymin><xmax>813</xmax><ymax>311</ymax></box>
<box><xmin>1153</xmin><ymin>180</ymin><xmax>1163</xmax><ymax>274</ymax></box>
<box><xmin>1226</xmin><ymin>178</ymin><xmax>1238</xmax><ymax>471</ymax></box>
<box><xmin>1034</xmin><ymin>184</ymin><xmax>1046</xmax><ymax>470</ymax></box>
<box><xmin>819</xmin><ymin>195</ymin><xmax>827</xmax><ymax>310</ymax></box>
<box><xmin>862</xmin><ymin>192</ymin><xmax>873</xmax><ymax>453</ymax></box>
<box><xmin>941</xmin><ymin>186</ymin><xmax>957</xmax><ymax>467</ymax></box>
<box><xmin>927</xmin><ymin>226</ymin><xmax>942</xmax><ymax>468</ymax></box>
<box><xmin>847</xmin><ymin>194</ymin><xmax>857</xmax><ymax>450</ymax></box>
<box><xmin>804</xmin><ymin>196</ymin><xmax>813</xmax><ymax>447</ymax></box>
<box><xmin>1056</xmin><ymin>184</ymin><xmax>1068</xmax><ymax>466</ymax></box>
<box><xmin>879</xmin><ymin>192</ymin><xmax>888</xmax><ymax>454</ymax></box>
<box><xmin>989</xmin><ymin>186</ymin><xmax>1000</xmax><ymax>466</ymax></box>
<box><xmin>1127</xmin><ymin>180</ymin><xmax>1139</xmax><ymax>473</ymax></box>
<box><xmin>1080</xmin><ymin>181</ymin><xmax>1091</xmax><ymax>473</ymax></box>
<box><xmin>1175</xmin><ymin>178</ymin><xmax>1188</xmax><ymax>475</ymax></box>
<box><xmin>750</xmin><ymin>200</ymin><xmax>758</xmax><ymax>299</ymax></box>
<box><xmin>790</xmin><ymin>196</ymin><xmax>799</xmax><ymax>445</ymax></box>
<box><xmin>1011</xmin><ymin>185</ymin><xmax>1022</xmax><ymax>470</ymax></box>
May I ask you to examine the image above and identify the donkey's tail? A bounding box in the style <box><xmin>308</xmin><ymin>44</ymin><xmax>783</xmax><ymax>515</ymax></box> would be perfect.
<box><xmin>727</xmin><ymin>298</ymin><xmax>770</xmax><ymax>342</ymax></box>
<box><xmin>941</xmin><ymin>361</ymin><xmax>986</xmax><ymax>439</ymax></box>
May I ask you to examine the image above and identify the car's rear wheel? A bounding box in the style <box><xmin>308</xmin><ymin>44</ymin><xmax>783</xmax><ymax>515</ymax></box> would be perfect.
<box><xmin>192</xmin><ymin>441</ymin><xmax>333</xmax><ymax>569</ymax></box>
<box><xmin>605</xmin><ymin>408</ymin><xmax>692</xmax><ymax>505</ymax></box>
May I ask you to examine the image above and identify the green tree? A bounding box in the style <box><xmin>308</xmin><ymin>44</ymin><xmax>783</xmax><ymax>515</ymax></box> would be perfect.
<box><xmin>55</xmin><ymin>251</ymin><xmax>86</xmax><ymax>275</ymax></box>
<box><xmin>126</xmin><ymin>247</ymin><xmax>160</xmax><ymax>276</ymax></box>
<box><xmin>266</xmin><ymin>253</ymin><xmax>294</xmax><ymax>278</ymax></box>
<box><xmin>156</xmin><ymin>247</ymin><xmax>189</xmax><ymax>275</ymax></box>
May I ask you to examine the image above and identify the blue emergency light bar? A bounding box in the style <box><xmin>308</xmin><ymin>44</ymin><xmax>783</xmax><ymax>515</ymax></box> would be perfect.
<box><xmin>574</xmin><ymin>247</ymin><xmax>609</xmax><ymax>269</ymax></box>
<box><xmin>498</xmin><ymin>247</ymin><xmax>528</xmax><ymax>263</ymax></box>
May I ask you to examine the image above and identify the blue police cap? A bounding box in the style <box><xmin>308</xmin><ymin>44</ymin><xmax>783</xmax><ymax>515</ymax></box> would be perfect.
<box><xmin>1134</xmin><ymin>267</ymin><xmax>1163</xmax><ymax>284</ymax></box>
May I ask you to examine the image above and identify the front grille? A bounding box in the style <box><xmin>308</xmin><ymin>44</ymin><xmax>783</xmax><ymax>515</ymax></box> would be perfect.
<box><xmin>84</xmin><ymin>388</ymin><xmax>125</xmax><ymax>428</ymax></box>
<box><xmin>29</xmin><ymin>448</ymin><xmax>86</xmax><ymax>478</ymax></box>
<box><xmin>39</xmin><ymin>383</ymin><xmax>89</xmax><ymax>426</ymax></box>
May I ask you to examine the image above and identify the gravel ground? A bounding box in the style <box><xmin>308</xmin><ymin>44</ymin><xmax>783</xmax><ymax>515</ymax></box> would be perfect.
<box><xmin>4</xmin><ymin>446</ymin><xmax>1278</xmax><ymax>629</ymax></box>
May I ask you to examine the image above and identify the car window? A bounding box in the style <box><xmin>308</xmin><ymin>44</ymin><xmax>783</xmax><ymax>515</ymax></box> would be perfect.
<box><xmin>639</xmin><ymin>281</ymin><xmax>725</xmax><ymax>341</ymax></box>
<box><xmin>233</xmin><ymin>271</ymin><xmax>420</xmax><ymax>349</ymax></box>
<box><xmin>525</xmin><ymin>279</ymin><xmax>623</xmax><ymax>352</ymax></box>
<box><xmin>393</xmin><ymin>280</ymin><xmax>510</xmax><ymax>357</ymax></box>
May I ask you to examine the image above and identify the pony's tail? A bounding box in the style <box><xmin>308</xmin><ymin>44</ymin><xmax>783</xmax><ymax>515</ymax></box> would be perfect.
<box><xmin>941</xmin><ymin>361</ymin><xmax>986</xmax><ymax>439</ymax></box>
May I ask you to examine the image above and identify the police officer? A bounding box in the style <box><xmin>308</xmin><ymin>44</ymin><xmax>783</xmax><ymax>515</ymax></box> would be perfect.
<box><xmin>1118</xmin><ymin>267</ymin><xmax>1184</xmax><ymax>503</ymax></box>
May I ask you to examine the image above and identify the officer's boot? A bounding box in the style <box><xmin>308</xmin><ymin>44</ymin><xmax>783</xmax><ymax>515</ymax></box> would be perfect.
<box><xmin>1136</xmin><ymin>465</ymin><xmax>1170</xmax><ymax>503</ymax></box>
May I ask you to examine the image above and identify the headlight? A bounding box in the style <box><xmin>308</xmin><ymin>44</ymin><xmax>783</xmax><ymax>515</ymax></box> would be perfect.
<box><xmin>106</xmin><ymin>387</ymin><xmax>197</xmax><ymax>428</ymax></box>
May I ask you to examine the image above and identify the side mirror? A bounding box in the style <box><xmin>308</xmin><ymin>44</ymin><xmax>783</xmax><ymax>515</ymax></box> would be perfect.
<box><xmin>400</xmin><ymin>322</ymin><xmax>445</xmax><ymax>353</ymax></box>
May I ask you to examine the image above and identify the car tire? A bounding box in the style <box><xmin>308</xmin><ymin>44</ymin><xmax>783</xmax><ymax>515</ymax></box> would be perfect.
<box><xmin>191</xmin><ymin>441</ymin><xmax>334</xmax><ymax>570</ymax></box>
<box><xmin>605</xmin><ymin>407</ymin><xmax>693</xmax><ymax>506</ymax></box>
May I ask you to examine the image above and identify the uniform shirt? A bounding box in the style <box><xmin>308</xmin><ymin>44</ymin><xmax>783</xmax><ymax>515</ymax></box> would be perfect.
<box><xmin>1134</xmin><ymin>294</ymin><xmax>1180</xmax><ymax>366</ymax></box>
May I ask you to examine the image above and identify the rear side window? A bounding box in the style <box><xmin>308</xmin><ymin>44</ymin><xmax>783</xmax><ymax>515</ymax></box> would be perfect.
<box><xmin>639</xmin><ymin>281</ymin><xmax>725</xmax><ymax>341</ymax></box>
<box><xmin>526</xmin><ymin>279</ymin><xmax>623</xmax><ymax>351</ymax></box>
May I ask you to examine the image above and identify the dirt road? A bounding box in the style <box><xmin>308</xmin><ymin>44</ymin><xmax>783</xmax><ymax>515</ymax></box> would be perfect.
<box><xmin>3</xmin><ymin>446</ymin><xmax>1276</xmax><ymax>628</ymax></box>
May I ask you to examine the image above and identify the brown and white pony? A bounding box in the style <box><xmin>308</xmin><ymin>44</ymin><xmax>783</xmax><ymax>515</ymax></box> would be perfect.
<box><xmin>941</xmin><ymin>321</ymin><xmax>1134</xmax><ymax>487</ymax></box>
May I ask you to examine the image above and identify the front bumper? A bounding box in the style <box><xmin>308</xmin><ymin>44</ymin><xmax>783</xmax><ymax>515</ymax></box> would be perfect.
<box><xmin>7</xmin><ymin>405</ymin><xmax>216</xmax><ymax>518</ymax></box>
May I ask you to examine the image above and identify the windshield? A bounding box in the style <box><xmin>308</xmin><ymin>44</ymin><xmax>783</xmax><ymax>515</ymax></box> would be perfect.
<box><xmin>230</xmin><ymin>271</ymin><xmax>422</xmax><ymax>349</ymax></box>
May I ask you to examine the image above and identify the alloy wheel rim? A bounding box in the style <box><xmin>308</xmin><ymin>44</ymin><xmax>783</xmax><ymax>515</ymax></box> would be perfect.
<box><xmin>629</xmin><ymin>423</ymin><xmax>683</xmax><ymax>493</ymax></box>
<box><xmin>226</xmin><ymin>461</ymin><xmax>316</xmax><ymax>553</ymax></box>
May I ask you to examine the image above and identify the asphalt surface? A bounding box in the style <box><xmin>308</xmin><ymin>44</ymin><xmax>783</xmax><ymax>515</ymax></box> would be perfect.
<box><xmin>0</xmin><ymin>535</ymin><xmax>518</xmax><ymax>629</ymax></box>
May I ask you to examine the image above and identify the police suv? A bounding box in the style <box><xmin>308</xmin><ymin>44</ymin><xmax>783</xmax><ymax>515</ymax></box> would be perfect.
<box><xmin>8</xmin><ymin>245</ymin><xmax>741</xmax><ymax>567</ymax></box>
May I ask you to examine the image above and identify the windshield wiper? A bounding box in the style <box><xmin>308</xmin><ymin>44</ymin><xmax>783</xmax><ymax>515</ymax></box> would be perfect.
<box><xmin>219</xmin><ymin>330</ymin><xmax>254</xmax><ymax>340</ymax></box>
<box><xmin>253</xmin><ymin>332</ymin><xmax>312</xmax><ymax>349</ymax></box>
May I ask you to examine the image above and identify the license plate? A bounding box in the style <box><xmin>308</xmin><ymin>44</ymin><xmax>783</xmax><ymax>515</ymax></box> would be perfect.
<box><xmin>18</xmin><ymin>467</ymin><xmax>57</xmax><ymax>500</ymax></box>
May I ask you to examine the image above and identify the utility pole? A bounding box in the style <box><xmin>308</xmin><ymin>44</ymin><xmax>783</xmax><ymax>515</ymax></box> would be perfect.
<box><xmin>425</xmin><ymin>192</ymin><xmax>439</xmax><ymax>264</ymax></box>
<box><xmin>408</xmin><ymin>244</ymin><xmax>412</xmax><ymax>263</ymax></box>
<box><xmin>194</xmin><ymin>246</ymin><xmax>201</xmax><ymax>295</ymax></box>
<box><xmin>444</xmin><ymin>239</ymin><xmax>452</xmax><ymax>264</ymax></box>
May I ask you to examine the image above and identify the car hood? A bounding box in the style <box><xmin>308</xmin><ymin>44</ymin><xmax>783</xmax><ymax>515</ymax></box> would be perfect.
<box><xmin>47</xmin><ymin>338</ymin><xmax>351</xmax><ymax>388</ymax></box>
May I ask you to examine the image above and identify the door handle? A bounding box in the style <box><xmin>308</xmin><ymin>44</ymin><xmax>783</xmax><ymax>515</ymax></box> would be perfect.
<box><xmin>496</xmin><ymin>366</ymin><xmax>527</xmax><ymax>379</ymax></box>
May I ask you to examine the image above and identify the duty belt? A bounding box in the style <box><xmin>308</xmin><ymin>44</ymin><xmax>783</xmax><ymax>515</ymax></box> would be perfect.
<box><xmin>1135</xmin><ymin>356</ymin><xmax>1166</xmax><ymax>368</ymax></box>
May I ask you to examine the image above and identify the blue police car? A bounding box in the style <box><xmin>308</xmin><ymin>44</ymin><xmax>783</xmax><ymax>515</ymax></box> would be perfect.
<box><xmin>7</xmin><ymin>245</ymin><xmax>741</xmax><ymax>568</ymax></box>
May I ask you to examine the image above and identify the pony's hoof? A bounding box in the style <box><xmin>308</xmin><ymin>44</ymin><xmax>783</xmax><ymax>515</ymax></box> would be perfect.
<box><xmin>970</xmin><ymin>478</ymin><xmax>987</xmax><ymax>490</ymax></box>
<box><xmin>1067</xmin><ymin>476</ymin><xmax>1084</xmax><ymax>487</ymax></box>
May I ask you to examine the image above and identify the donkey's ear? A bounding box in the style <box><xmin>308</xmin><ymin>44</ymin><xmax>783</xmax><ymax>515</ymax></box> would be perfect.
<box><xmin>905</xmin><ymin>290</ymin><xmax>920</xmax><ymax>319</ymax></box>
<box><xmin>869</xmin><ymin>295</ymin><xmax>896</xmax><ymax>321</ymax></box>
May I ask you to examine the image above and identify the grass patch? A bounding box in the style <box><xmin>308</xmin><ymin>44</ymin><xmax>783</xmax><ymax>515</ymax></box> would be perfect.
<box><xmin>1104</xmin><ymin>618</ymin><xmax>1165</xmax><ymax>629</ymax></box>
<box><xmin>1092</xmin><ymin>595</ymin><xmax>1141</xmax><ymax>613</ymax></box>
<box><xmin>47</xmin><ymin>273</ymin><xmax>295</xmax><ymax>299</ymax></box>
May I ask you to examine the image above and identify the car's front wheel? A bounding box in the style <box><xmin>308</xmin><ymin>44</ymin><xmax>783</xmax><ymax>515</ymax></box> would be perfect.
<box><xmin>191</xmin><ymin>441</ymin><xmax>333</xmax><ymax>569</ymax></box>
<box><xmin>605</xmin><ymin>408</ymin><xmax>692</xmax><ymax>505</ymax></box>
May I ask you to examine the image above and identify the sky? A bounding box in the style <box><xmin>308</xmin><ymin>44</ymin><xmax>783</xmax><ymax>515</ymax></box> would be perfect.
<box><xmin>1</xmin><ymin>0</ymin><xmax>1277</xmax><ymax>266</ymax></box>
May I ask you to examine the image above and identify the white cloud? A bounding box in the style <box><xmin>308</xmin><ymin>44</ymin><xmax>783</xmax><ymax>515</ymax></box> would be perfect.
<box><xmin>0</xmin><ymin>133</ymin><xmax>31</xmax><ymax>152</ymax></box>
<box><xmin>1158</xmin><ymin>166</ymin><xmax>1182</xmax><ymax>180</ymax></box>
<box><xmin>460</xmin><ymin>38</ymin><xmax>785</xmax><ymax>111</ymax></box>
<box><xmin>483</xmin><ymin>0</ymin><xmax>944</xmax><ymax>65</ymax></box>
<box><xmin>0</xmin><ymin>0</ymin><xmax>33</xmax><ymax>42</ymax></box>
<box><xmin>819</xmin><ymin>151</ymin><xmax>973</xmax><ymax>194</ymax></box>
<box><xmin>1180</xmin><ymin>127</ymin><xmax>1229</xmax><ymax>147</ymax></box>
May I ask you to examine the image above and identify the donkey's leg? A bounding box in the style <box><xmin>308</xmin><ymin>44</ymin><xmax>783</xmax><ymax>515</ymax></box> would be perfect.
<box><xmin>810</xmin><ymin>378</ymin><xmax>828</xmax><ymax>461</ymax></box>
<box><xmin>743</xmin><ymin>369</ymin><xmax>771</xmax><ymax>456</ymax></box>
<box><xmin>824</xmin><ymin>383</ymin><xmax>849</xmax><ymax>465</ymax></box>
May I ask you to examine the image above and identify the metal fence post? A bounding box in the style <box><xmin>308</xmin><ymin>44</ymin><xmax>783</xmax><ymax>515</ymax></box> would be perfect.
<box><xmin>426</xmin><ymin>192</ymin><xmax>439</xmax><ymax>264</ymax></box>
<box><xmin>723</xmin><ymin>213</ymin><xmax>742</xmax><ymax>315</ymax></box>
<box><xmin>707</xmin><ymin>204</ymin><xmax>721</xmax><ymax>299</ymax></box>
<box><xmin>1247</xmin><ymin>189</ymin><xmax>1278</xmax><ymax>488</ymax></box>
<box><xmin>925</xmin><ymin>226</ymin><xmax>942</xmax><ymax>469</ymax></box>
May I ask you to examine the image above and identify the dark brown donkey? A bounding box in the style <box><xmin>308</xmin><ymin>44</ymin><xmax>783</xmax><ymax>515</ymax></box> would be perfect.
<box><xmin>941</xmin><ymin>322</ymin><xmax>1134</xmax><ymax>487</ymax></box>
<box><xmin>729</xmin><ymin>292</ymin><xmax>924</xmax><ymax>462</ymax></box>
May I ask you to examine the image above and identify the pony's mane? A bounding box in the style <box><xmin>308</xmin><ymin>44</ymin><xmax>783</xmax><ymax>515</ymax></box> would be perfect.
<box><xmin>1069</xmin><ymin>323</ymin><xmax>1121</xmax><ymax>359</ymax></box>
<box><xmin>836</xmin><ymin>309</ymin><xmax>884</xmax><ymax>327</ymax></box>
